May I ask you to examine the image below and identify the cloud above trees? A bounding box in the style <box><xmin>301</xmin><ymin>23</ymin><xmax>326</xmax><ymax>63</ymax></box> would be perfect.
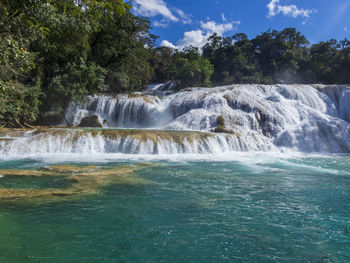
<box><xmin>133</xmin><ymin>0</ymin><xmax>191</xmax><ymax>26</ymax></box>
<box><xmin>161</xmin><ymin>20</ymin><xmax>240</xmax><ymax>50</ymax></box>
<box><xmin>267</xmin><ymin>0</ymin><xmax>315</xmax><ymax>18</ymax></box>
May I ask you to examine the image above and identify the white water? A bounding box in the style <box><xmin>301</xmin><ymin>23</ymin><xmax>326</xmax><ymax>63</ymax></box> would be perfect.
<box><xmin>1</xmin><ymin>84</ymin><xmax>350</xmax><ymax>156</ymax></box>
<box><xmin>0</xmin><ymin>129</ymin><xmax>271</xmax><ymax>156</ymax></box>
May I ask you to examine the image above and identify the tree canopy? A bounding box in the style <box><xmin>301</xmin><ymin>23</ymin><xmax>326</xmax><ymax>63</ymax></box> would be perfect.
<box><xmin>0</xmin><ymin>1</ymin><xmax>349</xmax><ymax>127</ymax></box>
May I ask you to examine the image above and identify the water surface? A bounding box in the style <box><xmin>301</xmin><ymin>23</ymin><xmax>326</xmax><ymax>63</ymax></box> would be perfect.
<box><xmin>0</xmin><ymin>155</ymin><xmax>349</xmax><ymax>263</ymax></box>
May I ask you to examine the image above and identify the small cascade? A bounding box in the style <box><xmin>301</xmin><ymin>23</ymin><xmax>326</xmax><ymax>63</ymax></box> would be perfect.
<box><xmin>317</xmin><ymin>85</ymin><xmax>350</xmax><ymax>122</ymax></box>
<box><xmin>0</xmin><ymin>129</ymin><xmax>271</xmax><ymax>156</ymax></box>
<box><xmin>65</xmin><ymin>94</ymin><xmax>172</xmax><ymax>128</ymax></box>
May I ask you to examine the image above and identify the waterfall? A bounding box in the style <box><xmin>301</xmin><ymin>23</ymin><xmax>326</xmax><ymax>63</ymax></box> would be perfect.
<box><xmin>0</xmin><ymin>129</ymin><xmax>272</xmax><ymax>156</ymax></box>
<box><xmin>65</xmin><ymin>94</ymin><xmax>173</xmax><ymax>128</ymax></box>
<box><xmin>1</xmin><ymin>84</ymin><xmax>350</xmax><ymax>155</ymax></box>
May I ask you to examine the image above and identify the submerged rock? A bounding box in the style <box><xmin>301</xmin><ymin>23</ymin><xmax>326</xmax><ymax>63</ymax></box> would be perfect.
<box><xmin>78</xmin><ymin>115</ymin><xmax>102</xmax><ymax>128</ymax></box>
<box><xmin>0</xmin><ymin>164</ymin><xmax>153</xmax><ymax>202</ymax></box>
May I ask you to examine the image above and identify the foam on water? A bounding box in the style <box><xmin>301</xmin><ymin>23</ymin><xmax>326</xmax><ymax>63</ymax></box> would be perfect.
<box><xmin>1</xmin><ymin>84</ymin><xmax>350</xmax><ymax>156</ymax></box>
<box><xmin>64</xmin><ymin>84</ymin><xmax>350</xmax><ymax>153</ymax></box>
<box><xmin>0</xmin><ymin>148</ymin><xmax>348</xmax><ymax>172</ymax></box>
<box><xmin>0</xmin><ymin>128</ymin><xmax>272</xmax><ymax>157</ymax></box>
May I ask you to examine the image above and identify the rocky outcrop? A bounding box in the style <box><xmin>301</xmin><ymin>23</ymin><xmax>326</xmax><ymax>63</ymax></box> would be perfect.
<box><xmin>78</xmin><ymin>115</ymin><xmax>102</xmax><ymax>128</ymax></box>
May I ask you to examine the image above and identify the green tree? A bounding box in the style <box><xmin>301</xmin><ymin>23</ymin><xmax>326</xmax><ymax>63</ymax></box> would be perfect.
<box><xmin>169</xmin><ymin>47</ymin><xmax>213</xmax><ymax>88</ymax></box>
<box><xmin>304</xmin><ymin>39</ymin><xmax>350</xmax><ymax>84</ymax></box>
<box><xmin>89</xmin><ymin>11</ymin><xmax>157</xmax><ymax>92</ymax></box>
<box><xmin>252</xmin><ymin>28</ymin><xmax>309</xmax><ymax>83</ymax></box>
<box><xmin>0</xmin><ymin>0</ymin><xmax>52</xmax><ymax>126</ymax></box>
<box><xmin>203</xmin><ymin>33</ymin><xmax>262</xmax><ymax>84</ymax></box>
<box><xmin>151</xmin><ymin>46</ymin><xmax>176</xmax><ymax>83</ymax></box>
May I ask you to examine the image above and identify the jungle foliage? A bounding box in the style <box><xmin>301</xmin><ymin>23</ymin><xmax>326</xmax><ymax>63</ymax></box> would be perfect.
<box><xmin>0</xmin><ymin>1</ymin><xmax>349</xmax><ymax>126</ymax></box>
<box><xmin>202</xmin><ymin>29</ymin><xmax>350</xmax><ymax>85</ymax></box>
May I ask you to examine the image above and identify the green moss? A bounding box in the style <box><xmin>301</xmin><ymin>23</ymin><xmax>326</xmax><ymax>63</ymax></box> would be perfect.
<box><xmin>217</xmin><ymin>115</ymin><xmax>225</xmax><ymax>127</ymax></box>
<box><xmin>214</xmin><ymin>115</ymin><xmax>225</xmax><ymax>133</ymax></box>
<box><xmin>127</xmin><ymin>94</ymin><xmax>155</xmax><ymax>104</ymax></box>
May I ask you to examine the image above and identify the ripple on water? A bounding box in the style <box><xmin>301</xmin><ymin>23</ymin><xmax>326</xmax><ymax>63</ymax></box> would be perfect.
<box><xmin>0</xmin><ymin>157</ymin><xmax>349</xmax><ymax>262</ymax></box>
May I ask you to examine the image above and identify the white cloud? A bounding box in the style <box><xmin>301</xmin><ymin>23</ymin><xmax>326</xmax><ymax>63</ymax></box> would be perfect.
<box><xmin>174</xmin><ymin>8</ymin><xmax>192</xmax><ymax>24</ymax></box>
<box><xmin>221</xmin><ymin>13</ymin><xmax>226</xmax><ymax>22</ymax></box>
<box><xmin>161</xmin><ymin>20</ymin><xmax>239</xmax><ymax>50</ymax></box>
<box><xmin>161</xmin><ymin>40</ymin><xmax>177</xmax><ymax>49</ymax></box>
<box><xmin>201</xmin><ymin>20</ymin><xmax>240</xmax><ymax>35</ymax></box>
<box><xmin>267</xmin><ymin>0</ymin><xmax>315</xmax><ymax>18</ymax></box>
<box><xmin>345</xmin><ymin>27</ymin><xmax>348</xmax><ymax>32</ymax></box>
<box><xmin>176</xmin><ymin>30</ymin><xmax>212</xmax><ymax>50</ymax></box>
<box><xmin>133</xmin><ymin>0</ymin><xmax>178</xmax><ymax>21</ymax></box>
<box><xmin>153</xmin><ymin>20</ymin><xmax>169</xmax><ymax>28</ymax></box>
<box><xmin>133</xmin><ymin>0</ymin><xmax>192</xmax><ymax>27</ymax></box>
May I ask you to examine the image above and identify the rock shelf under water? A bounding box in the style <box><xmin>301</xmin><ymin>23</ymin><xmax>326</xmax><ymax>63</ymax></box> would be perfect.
<box><xmin>0</xmin><ymin>164</ymin><xmax>152</xmax><ymax>201</ymax></box>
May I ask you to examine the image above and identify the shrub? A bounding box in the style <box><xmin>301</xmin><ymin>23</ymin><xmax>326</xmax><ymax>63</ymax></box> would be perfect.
<box><xmin>214</xmin><ymin>115</ymin><xmax>225</xmax><ymax>133</ymax></box>
<box><xmin>0</xmin><ymin>81</ymin><xmax>41</xmax><ymax>127</ymax></box>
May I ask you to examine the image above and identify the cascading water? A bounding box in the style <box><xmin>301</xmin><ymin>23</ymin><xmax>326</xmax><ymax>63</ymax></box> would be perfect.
<box><xmin>0</xmin><ymin>129</ymin><xmax>271</xmax><ymax>156</ymax></box>
<box><xmin>65</xmin><ymin>94</ymin><xmax>173</xmax><ymax>128</ymax></box>
<box><xmin>1</xmin><ymin>84</ymin><xmax>350</xmax><ymax>155</ymax></box>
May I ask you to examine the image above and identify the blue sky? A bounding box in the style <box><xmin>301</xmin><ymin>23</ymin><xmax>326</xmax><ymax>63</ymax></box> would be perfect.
<box><xmin>132</xmin><ymin>0</ymin><xmax>350</xmax><ymax>49</ymax></box>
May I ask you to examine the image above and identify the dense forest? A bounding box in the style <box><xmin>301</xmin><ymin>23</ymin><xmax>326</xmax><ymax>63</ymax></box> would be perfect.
<box><xmin>0</xmin><ymin>0</ymin><xmax>349</xmax><ymax>127</ymax></box>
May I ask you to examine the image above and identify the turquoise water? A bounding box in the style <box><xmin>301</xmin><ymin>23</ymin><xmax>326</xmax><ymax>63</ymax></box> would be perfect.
<box><xmin>0</xmin><ymin>174</ymin><xmax>73</xmax><ymax>190</ymax></box>
<box><xmin>0</xmin><ymin>155</ymin><xmax>349</xmax><ymax>263</ymax></box>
